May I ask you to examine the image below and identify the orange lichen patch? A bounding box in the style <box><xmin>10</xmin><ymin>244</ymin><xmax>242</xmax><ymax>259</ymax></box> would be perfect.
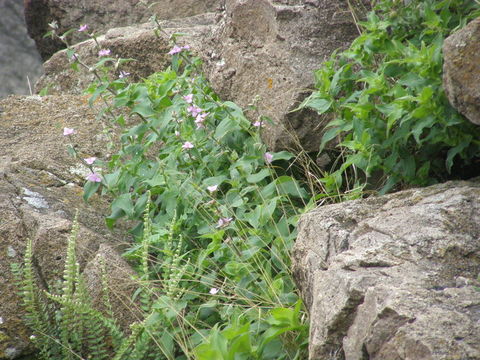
<box><xmin>267</xmin><ymin>77</ymin><xmax>273</xmax><ymax>89</ymax></box>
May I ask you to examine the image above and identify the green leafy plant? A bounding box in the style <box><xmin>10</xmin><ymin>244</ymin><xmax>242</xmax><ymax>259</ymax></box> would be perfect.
<box><xmin>89</xmin><ymin>44</ymin><xmax>310</xmax><ymax>358</ymax></box>
<box><xmin>300</xmin><ymin>0</ymin><xmax>480</xmax><ymax>193</ymax></box>
<box><xmin>19</xmin><ymin>215</ymin><xmax>127</xmax><ymax>360</ymax></box>
<box><xmin>37</xmin><ymin>20</ymin><xmax>311</xmax><ymax>359</ymax></box>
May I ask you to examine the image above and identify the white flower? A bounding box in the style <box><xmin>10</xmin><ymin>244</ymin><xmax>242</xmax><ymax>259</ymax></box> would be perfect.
<box><xmin>209</xmin><ymin>288</ymin><xmax>219</xmax><ymax>295</ymax></box>
<box><xmin>207</xmin><ymin>185</ymin><xmax>218</xmax><ymax>193</ymax></box>
<box><xmin>216</xmin><ymin>217</ymin><xmax>233</xmax><ymax>228</ymax></box>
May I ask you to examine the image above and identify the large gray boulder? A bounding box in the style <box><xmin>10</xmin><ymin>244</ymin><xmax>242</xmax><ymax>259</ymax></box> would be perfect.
<box><xmin>293</xmin><ymin>180</ymin><xmax>480</xmax><ymax>360</ymax></box>
<box><xmin>443</xmin><ymin>17</ymin><xmax>480</xmax><ymax>126</ymax></box>
<box><xmin>0</xmin><ymin>95</ymin><xmax>136</xmax><ymax>359</ymax></box>
<box><xmin>0</xmin><ymin>0</ymin><xmax>43</xmax><ymax>99</ymax></box>
<box><xmin>203</xmin><ymin>0</ymin><xmax>368</xmax><ymax>151</ymax></box>
<box><xmin>35</xmin><ymin>13</ymin><xmax>216</xmax><ymax>95</ymax></box>
<box><xmin>24</xmin><ymin>0</ymin><xmax>222</xmax><ymax>60</ymax></box>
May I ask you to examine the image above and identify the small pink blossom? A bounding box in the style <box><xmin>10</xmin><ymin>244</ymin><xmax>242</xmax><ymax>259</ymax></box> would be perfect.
<box><xmin>182</xmin><ymin>141</ymin><xmax>194</xmax><ymax>150</ymax></box>
<box><xmin>207</xmin><ymin>185</ymin><xmax>218</xmax><ymax>193</ymax></box>
<box><xmin>84</xmin><ymin>157</ymin><xmax>96</xmax><ymax>165</ymax></box>
<box><xmin>264</xmin><ymin>152</ymin><xmax>274</xmax><ymax>164</ymax></box>
<box><xmin>78</xmin><ymin>24</ymin><xmax>88</xmax><ymax>32</ymax></box>
<box><xmin>187</xmin><ymin>105</ymin><xmax>202</xmax><ymax>117</ymax></box>
<box><xmin>63</xmin><ymin>127</ymin><xmax>75</xmax><ymax>136</ymax></box>
<box><xmin>86</xmin><ymin>172</ymin><xmax>101</xmax><ymax>182</ymax></box>
<box><xmin>209</xmin><ymin>288</ymin><xmax>219</xmax><ymax>295</ymax></box>
<box><xmin>119</xmin><ymin>71</ymin><xmax>130</xmax><ymax>78</ymax></box>
<box><xmin>168</xmin><ymin>45</ymin><xmax>183</xmax><ymax>55</ymax></box>
<box><xmin>216</xmin><ymin>217</ymin><xmax>233</xmax><ymax>228</ymax></box>
<box><xmin>183</xmin><ymin>94</ymin><xmax>193</xmax><ymax>103</ymax></box>
<box><xmin>175</xmin><ymin>130</ymin><xmax>180</xmax><ymax>137</ymax></box>
<box><xmin>195</xmin><ymin>112</ymin><xmax>209</xmax><ymax>123</ymax></box>
<box><xmin>182</xmin><ymin>45</ymin><xmax>190</xmax><ymax>51</ymax></box>
<box><xmin>98</xmin><ymin>49</ymin><xmax>111</xmax><ymax>57</ymax></box>
<box><xmin>253</xmin><ymin>121</ymin><xmax>263</xmax><ymax>127</ymax></box>
<box><xmin>195</xmin><ymin>113</ymin><xmax>208</xmax><ymax>129</ymax></box>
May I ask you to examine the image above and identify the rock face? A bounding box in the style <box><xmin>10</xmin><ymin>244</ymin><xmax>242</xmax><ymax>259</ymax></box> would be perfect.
<box><xmin>443</xmin><ymin>17</ymin><xmax>480</xmax><ymax>126</ymax></box>
<box><xmin>0</xmin><ymin>0</ymin><xmax>43</xmax><ymax>99</ymax></box>
<box><xmin>35</xmin><ymin>14</ymin><xmax>216</xmax><ymax>95</ymax></box>
<box><xmin>34</xmin><ymin>0</ymin><xmax>368</xmax><ymax>151</ymax></box>
<box><xmin>0</xmin><ymin>95</ymin><xmax>136</xmax><ymax>359</ymax></box>
<box><xmin>203</xmin><ymin>0</ymin><xmax>366</xmax><ymax>151</ymax></box>
<box><xmin>24</xmin><ymin>0</ymin><xmax>222</xmax><ymax>60</ymax></box>
<box><xmin>293</xmin><ymin>180</ymin><xmax>480</xmax><ymax>360</ymax></box>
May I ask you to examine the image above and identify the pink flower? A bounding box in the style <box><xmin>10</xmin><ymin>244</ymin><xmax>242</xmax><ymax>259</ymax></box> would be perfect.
<box><xmin>195</xmin><ymin>112</ymin><xmax>208</xmax><ymax>123</ymax></box>
<box><xmin>253</xmin><ymin>121</ymin><xmax>263</xmax><ymax>127</ymax></box>
<box><xmin>98</xmin><ymin>49</ymin><xmax>111</xmax><ymax>57</ymax></box>
<box><xmin>63</xmin><ymin>127</ymin><xmax>75</xmax><ymax>136</ymax></box>
<box><xmin>168</xmin><ymin>45</ymin><xmax>183</xmax><ymax>55</ymax></box>
<box><xmin>183</xmin><ymin>94</ymin><xmax>193</xmax><ymax>103</ymax></box>
<box><xmin>175</xmin><ymin>130</ymin><xmax>180</xmax><ymax>137</ymax></box>
<box><xmin>207</xmin><ymin>185</ymin><xmax>218</xmax><ymax>193</ymax></box>
<box><xmin>119</xmin><ymin>71</ymin><xmax>130</xmax><ymax>78</ymax></box>
<box><xmin>78</xmin><ymin>24</ymin><xmax>88</xmax><ymax>32</ymax></box>
<box><xmin>195</xmin><ymin>113</ymin><xmax>208</xmax><ymax>129</ymax></box>
<box><xmin>187</xmin><ymin>105</ymin><xmax>202</xmax><ymax>117</ymax></box>
<box><xmin>84</xmin><ymin>157</ymin><xmax>96</xmax><ymax>165</ymax></box>
<box><xmin>182</xmin><ymin>45</ymin><xmax>190</xmax><ymax>51</ymax></box>
<box><xmin>216</xmin><ymin>217</ymin><xmax>233</xmax><ymax>228</ymax></box>
<box><xmin>86</xmin><ymin>172</ymin><xmax>101</xmax><ymax>182</ymax></box>
<box><xmin>264</xmin><ymin>152</ymin><xmax>273</xmax><ymax>164</ymax></box>
<box><xmin>209</xmin><ymin>288</ymin><xmax>219</xmax><ymax>295</ymax></box>
<box><xmin>182</xmin><ymin>141</ymin><xmax>194</xmax><ymax>149</ymax></box>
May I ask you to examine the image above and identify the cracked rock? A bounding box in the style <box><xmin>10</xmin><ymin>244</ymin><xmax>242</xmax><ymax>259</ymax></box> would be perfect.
<box><xmin>0</xmin><ymin>95</ymin><xmax>134</xmax><ymax>359</ymax></box>
<box><xmin>293</xmin><ymin>180</ymin><xmax>480</xmax><ymax>360</ymax></box>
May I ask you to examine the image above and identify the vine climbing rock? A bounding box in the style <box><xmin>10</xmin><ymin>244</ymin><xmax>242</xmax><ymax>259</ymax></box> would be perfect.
<box><xmin>443</xmin><ymin>17</ymin><xmax>480</xmax><ymax>126</ymax></box>
<box><xmin>24</xmin><ymin>0</ymin><xmax>222</xmax><ymax>60</ymax></box>
<box><xmin>0</xmin><ymin>95</ymin><xmax>137</xmax><ymax>359</ymax></box>
<box><xmin>293</xmin><ymin>180</ymin><xmax>480</xmax><ymax>360</ymax></box>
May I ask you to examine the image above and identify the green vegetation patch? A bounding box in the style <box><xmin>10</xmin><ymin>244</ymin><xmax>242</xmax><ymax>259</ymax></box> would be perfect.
<box><xmin>300</xmin><ymin>0</ymin><xmax>480</xmax><ymax>194</ymax></box>
<box><xmin>19</xmin><ymin>1</ymin><xmax>480</xmax><ymax>359</ymax></box>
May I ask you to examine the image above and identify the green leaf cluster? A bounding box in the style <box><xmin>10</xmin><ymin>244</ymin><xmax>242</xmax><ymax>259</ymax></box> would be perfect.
<box><xmin>83</xmin><ymin>50</ymin><xmax>310</xmax><ymax>359</ymax></box>
<box><xmin>301</xmin><ymin>0</ymin><xmax>480</xmax><ymax>193</ymax></box>
<box><xmin>19</xmin><ymin>216</ymin><xmax>127</xmax><ymax>360</ymax></box>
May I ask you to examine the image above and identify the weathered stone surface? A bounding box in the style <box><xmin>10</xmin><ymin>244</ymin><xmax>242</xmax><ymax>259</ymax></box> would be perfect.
<box><xmin>293</xmin><ymin>180</ymin><xmax>480</xmax><ymax>360</ymax></box>
<box><xmin>24</xmin><ymin>0</ymin><xmax>222</xmax><ymax>60</ymax></box>
<box><xmin>202</xmin><ymin>0</ymin><xmax>366</xmax><ymax>151</ymax></box>
<box><xmin>0</xmin><ymin>0</ymin><xmax>43</xmax><ymax>99</ymax></box>
<box><xmin>83</xmin><ymin>244</ymin><xmax>141</xmax><ymax>331</ymax></box>
<box><xmin>35</xmin><ymin>13</ymin><xmax>216</xmax><ymax>95</ymax></box>
<box><xmin>35</xmin><ymin>0</ymin><xmax>368</xmax><ymax>151</ymax></box>
<box><xmin>0</xmin><ymin>95</ymin><xmax>135</xmax><ymax>359</ymax></box>
<box><xmin>443</xmin><ymin>17</ymin><xmax>480</xmax><ymax>126</ymax></box>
